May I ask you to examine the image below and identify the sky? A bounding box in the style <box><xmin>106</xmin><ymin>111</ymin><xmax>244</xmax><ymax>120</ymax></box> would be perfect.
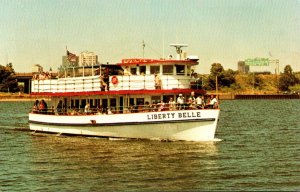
<box><xmin>0</xmin><ymin>0</ymin><xmax>300</xmax><ymax>74</ymax></box>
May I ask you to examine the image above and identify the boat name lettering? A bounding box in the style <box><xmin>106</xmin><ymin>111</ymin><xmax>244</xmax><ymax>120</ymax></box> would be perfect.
<box><xmin>178</xmin><ymin>112</ymin><xmax>201</xmax><ymax>118</ymax></box>
<box><xmin>147</xmin><ymin>113</ymin><xmax>175</xmax><ymax>120</ymax></box>
<box><xmin>147</xmin><ymin>112</ymin><xmax>200</xmax><ymax>120</ymax></box>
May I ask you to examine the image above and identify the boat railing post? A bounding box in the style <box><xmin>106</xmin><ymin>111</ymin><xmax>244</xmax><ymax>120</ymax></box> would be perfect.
<box><xmin>144</xmin><ymin>75</ymin><xmax>145</xmax><ymax>89</ymax></box>
<box><xmin>129</xmin><ymin>75</ymin><xmax>131</xmax><ymax>90</ymax></box>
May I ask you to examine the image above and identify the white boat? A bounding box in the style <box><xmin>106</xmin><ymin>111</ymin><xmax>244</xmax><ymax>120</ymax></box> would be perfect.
<box><xmin>29</xmin><ymin>44</ymin><xmax>220</xmax><ymax>141</ymax></box>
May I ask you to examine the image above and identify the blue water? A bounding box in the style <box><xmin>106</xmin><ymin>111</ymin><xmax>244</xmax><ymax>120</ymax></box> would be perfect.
<box><xmin>0</xmin><ymin>100</ymin><xmax>299</xmax><ymax>191</ymax></box>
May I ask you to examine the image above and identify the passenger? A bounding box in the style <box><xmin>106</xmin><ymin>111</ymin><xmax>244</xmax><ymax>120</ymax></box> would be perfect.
<box><xmin>32</xmin><ymin>100</ymin><xmax>39</xmax><ymax>113</ymax></box>
<box><xmin>155</xmin><ymin>74</ymin><xmax>162</xmax><ymax>89</ymax></box>
<box><xmin>157</xmin><ymin>100</ymin><xmax>165</xmax><ymax>111</ymax></box>
<box><xmin>209</xmin><ymin>95</ymin><xmax>219</xmax><ymax>109</ymax></box>
<box><xmin>70</xmin><ymin>108</ymin><xmax>78</xmax><ymax>115</ymax></box>
<box><xmin>177</xmin><ymin>94</ymin><xmax>185</xmax><ymax>110</ymax></box>
<box><xmin>189</xmin><ymin>91</ymin><xmax>196</xmax><ymax>104</ymax></box>
<box><xmin>168</xmin><ymin>97</ymin><xmax>176</xmax><ymax>111</ymax></box>
<box><xmin>138</xmin><ymin>102</ymin><xmax>144</xmax><ymax>112</ymax></box>
<box><xmin>205</xmin><ymin>95</ymin><xmax>218</xmax><ymax>109</ymax></box>
<box><xmin>196</xmin><ymin>95</ymin><xmax>203</xmax><ymax>109</ymax></box>
<box><xmin>97</xmin><ymin>105</ymin><xmax>103</xmax><ymax>114</ymax></box>
<box><xmin>144</xmin><ymin>101</ymin><xmax>151</xmax><ymax>112</ymax></box>
<box><xmin>84</xmin><ymin>102</ymin><xmax>91</xmax><ymax>114</ymax></box>
<box><xmin>188</xmin><ymin>97</ymin><xmax>196</xmax><ymax>109</ymax></box>
<box><xmin>205</xmin><ymin>96</ymin><xmax>211</xmax><ymax>109</ymax></box>
<box><xmin>100</xmin><ymin>75</ymin><xmax>108</xmax><ymax>91</ymax></box>
<box><xmin>56</xmin><ymin>100</ymin><xmax>63</xmax><ymax>115</ymax></box>
<box><xmin>123</xmin><ymin>66</ymin><xmax>131</xmax><ymax>76</ymax></box>
<box><xmin>128</xmin><ymin>104</ymin><xmax>134</xmax><ymax>113</ymax></box>
<box><xmin>39</xmin><ymin>99</ymin><xmax>48</xmax><ymax>114</ymax></box>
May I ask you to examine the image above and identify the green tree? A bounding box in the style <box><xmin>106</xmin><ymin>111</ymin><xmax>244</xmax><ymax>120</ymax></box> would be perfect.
<box><xmin>222</xmin><ymin>69</ymin><xmax>236</xmax><ymax>87</ymax></box>
<box><xmin>0</xmin><ymin>63</ymin><xmax>19</xmax><ymax>92</ymax></box>
<box><xmin>207</xmin><ymin>63</ymin><xmax>224</xmax><ymax>90</ymax></box>
<box><xmin>207</xmin><ymin>63</ymin><xmax>236</xmax><ymax>90</ymax></box>
<box><xmin>278</xmin><ymin>65</ymin><xmax>297</xmax><ymax>91</ymax></box>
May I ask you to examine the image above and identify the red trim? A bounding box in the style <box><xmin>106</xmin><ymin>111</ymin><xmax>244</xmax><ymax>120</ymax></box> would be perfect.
<box><xmin>30</xmin><ymin>89</ymin><xmax>206</xmax><ymax>97</ymax></box>
<box><xmin>118</xmin><ymin>59</ymin><xmax>198</xmax><ymax>66</ymax></box>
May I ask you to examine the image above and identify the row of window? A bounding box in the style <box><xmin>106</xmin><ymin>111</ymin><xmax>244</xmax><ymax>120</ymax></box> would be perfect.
<box><xmin>57</xmin><ymin>95</ymin><xmax>173</xmax><ymax>111</ymax></box>
<box><xmin>128</xmin><ymin>65</ymin><xmax>191</xmax><ymax>75</ymax></box>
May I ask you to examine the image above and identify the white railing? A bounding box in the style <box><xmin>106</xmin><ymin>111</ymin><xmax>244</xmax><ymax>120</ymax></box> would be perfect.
<box><xmin>31</xmin><ymin>75</ymin><xmax>192</xmax><ymax>93</ymax></box>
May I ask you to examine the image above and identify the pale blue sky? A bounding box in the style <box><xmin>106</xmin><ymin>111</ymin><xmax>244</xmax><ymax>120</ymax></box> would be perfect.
<box><xmin>0</xmin><ymin>0</ymin><xmax>300</xmax><ymax>73</ymax></box>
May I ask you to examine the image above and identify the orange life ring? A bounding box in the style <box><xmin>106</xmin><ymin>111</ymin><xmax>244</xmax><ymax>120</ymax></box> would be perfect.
<box><xmin>111</xmin><ymin>76</ymin><xmax>118</xmax><ymax>85</ymax></box>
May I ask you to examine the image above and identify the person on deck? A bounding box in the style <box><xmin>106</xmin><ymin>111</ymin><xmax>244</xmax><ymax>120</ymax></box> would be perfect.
<box><xmin>84</xmin><ymin>102</ymin><xmax>91</xmax><ymax>114</ymax></box>
<box><xmin>177</xmin><ymin>94</ymin><xmax>185</xmax><ymax>110</ymax></box>
<box><xmin>32</xmin><ymin>100</ymin><xmax>39</xmax><ymax>113</ymax></box>
<box><xmin>168</xmin><ymin>97</ymin><xmax>176</xmax><ymax>111</ymax></box>
<box><xmin>208</xmin><ymin>95</ymin><xmax>218</xmax><ymax>109</ymax></box>
<box><xmin>123</xmin><ymin>66</ymin><xmax>131</xmax><ymax>76</ymax></box>
<box><xmin>196</xmin><ymin>95</ymin><xmax>203</xmax><ymax>109</ymax></box>
<box><xmin>155</xmin><ymin>74</ymin><xmax>162</xmax><ymax>89</ymax></box>
<box><xmin>56</xmin><ymin>100</ymin><xmax>63</xmax><ymax>115</ymax></box>
<box><xmin>39</xmin><ymin>99</ymin><xmax>48</xmax><ymax>114</ymax></box>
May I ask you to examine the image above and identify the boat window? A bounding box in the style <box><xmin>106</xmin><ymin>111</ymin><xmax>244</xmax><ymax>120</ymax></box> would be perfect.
<box><xmin>163</xmin><ymin>65</ymin><xmax>173</xmax><ymax>75</ymax></box>
<box><xmin>130</xmin><ymin>67</ymin><xmax>137</xmax><ymax>75</ymax></box>
<box><xmin>110</xmin><ymin>98</ymin><xmax>116</xmax><ymax>108</ymax></box>
<box><xmin>95</xmin><ymin>99</ymin><xmax>100</xmax><ymax>108</ymax></box>
<box><xmin>151</xmin><ymin>96</ymin><xmax>161</xmax><ymax>104</ymax></box>
<box><xmin>136</xmin><ymin>98</ymin><xmax>144</xmax><ymax>105</ymax></box>
<box><xmin>163</xmin><ymin>95</ymin><xmax>174</xmax><ymax>103</ymax></box>
<box><xmin>139</xmin><ymin>66</ymin><xmax>146</xmax><ymax>75</ymax></box>
<box><xmin>71</xmin><ymin>99</ymin><xmax>75</xmax><ymax>108</ymax></box>
<box><xmin>75</xmin><ymin>99</ymin><xmax>80</xmax><ymax>109</ymax></box>
<box><xmin>176</xmin><ymin>65</ymin><xmax>185</xmax><ymax>75</ymax></box>
<box><xmin>129</xmin><ymin>98</ymin><xmax>135</xmax><ymax>105</ymax></box>
<box><xmin>89</xmin><ymin>99</ymin><xmax>94</xmax><ymax>108</ymax></box>
<box><xmin>102</xmin><ymin>99</ymin><xmax>108</xmax><ymax>113</ymax></box>
<box><xmin>81</xmin><ymin>99</ymin><xmax>86</xmax><ymax>109</ymax></box>
<box><xmin>150</xmin><ymin>66</ymin><xmax>160</xmax><ymax>74</ymax></box>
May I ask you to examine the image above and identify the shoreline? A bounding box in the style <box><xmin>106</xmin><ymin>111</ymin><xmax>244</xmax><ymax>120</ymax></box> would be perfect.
<box><xmin>1</xmin><ymin>93</ymin><xmax>299</xmax><ymax>102</ymax></box>
<box><xmin>0</xmin><ymin>94</ymin><xmax>46</xmax><ymax>102</ymax></box>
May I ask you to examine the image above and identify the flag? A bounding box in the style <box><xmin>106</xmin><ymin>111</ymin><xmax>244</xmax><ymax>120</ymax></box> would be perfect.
<box><xmin>67</xmin><ymin>50</ymin><xmax>77</xmax><ymax>62</ymax></box>
<box><xmin>269</xmin><ymin>51</ymin><xmax>273</xmax><ymax>57</ymax></box>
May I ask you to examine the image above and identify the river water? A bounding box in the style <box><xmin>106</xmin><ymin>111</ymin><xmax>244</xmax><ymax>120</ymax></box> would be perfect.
<box><xmin>0</xmin><ymin>100</ymin><xmax>299</xmax><ymax>191</ymax></box>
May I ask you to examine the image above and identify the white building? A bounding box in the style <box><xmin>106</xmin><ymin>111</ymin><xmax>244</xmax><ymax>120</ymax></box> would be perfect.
<box><xmin>79</xmin><ymin>51</ymin><xmax>98</xmax><ymax>67</ymax></box>
<box><xmin>32</xmin><ymin>64</ymin><xmax>43</xmax><ymax>73</ymax></box>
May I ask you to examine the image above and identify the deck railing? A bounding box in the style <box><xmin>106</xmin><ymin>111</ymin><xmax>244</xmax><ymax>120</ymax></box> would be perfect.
<box><xmin>31</xmin><ymin>75</ymin><xmax>195</xmax><ymax>93</ymax></box>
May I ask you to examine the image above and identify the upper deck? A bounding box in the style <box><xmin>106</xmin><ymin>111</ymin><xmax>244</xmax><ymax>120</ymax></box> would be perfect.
<box><xmin>31</xmin><ymin>44</ymin><xmax>203</xmax><ymax>96</ymax></box>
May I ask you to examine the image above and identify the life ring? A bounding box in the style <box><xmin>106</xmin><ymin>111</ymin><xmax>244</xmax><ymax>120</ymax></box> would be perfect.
<box><xmin>111</xmin><ymin>76</ymin><xmax>119</xmax><ymax>85</ymax></box>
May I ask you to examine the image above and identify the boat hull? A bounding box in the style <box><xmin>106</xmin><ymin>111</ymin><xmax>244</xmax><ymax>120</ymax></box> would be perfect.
<box><xmin>29</xmin><ymin>109</ymin><xmax>220</xmax><ymax>141</ymax></box>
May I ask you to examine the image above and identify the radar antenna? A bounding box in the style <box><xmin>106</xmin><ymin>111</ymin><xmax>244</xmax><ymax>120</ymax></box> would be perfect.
<box><xmin>170</xmin><ymin>44</ymin><xmax>188</xmax><ymax>60</ymax></box>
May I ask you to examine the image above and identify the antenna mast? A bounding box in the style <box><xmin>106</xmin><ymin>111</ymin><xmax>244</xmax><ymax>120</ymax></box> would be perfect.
<box><xmin>142</xmin><ymin>41</ymin><xmax>145</xmax><ymax>58</ymax></box>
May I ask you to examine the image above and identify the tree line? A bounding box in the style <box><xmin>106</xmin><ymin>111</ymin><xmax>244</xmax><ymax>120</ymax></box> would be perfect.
<box><xmin>0</xmin><ymin>63</ymin><xmax>19</xmax><ymax>93</ymax></box>
<box><xmin>196</xmin><ymin>63</ymin><xmax>300</xmax><ymax>92</ymax></box>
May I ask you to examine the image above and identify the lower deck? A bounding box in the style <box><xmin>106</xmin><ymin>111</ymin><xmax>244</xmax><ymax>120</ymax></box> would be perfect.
<box><xmin>32</xmin><ymin>93</ymin><xmax>217</xmax><ymax>116</ymax></box>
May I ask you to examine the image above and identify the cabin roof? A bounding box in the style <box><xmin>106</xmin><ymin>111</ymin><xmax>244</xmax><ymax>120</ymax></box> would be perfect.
<box><xmin>118</xmin><ymin>59</ymin><xmax>198</xmax><ymax>66</ymax></box>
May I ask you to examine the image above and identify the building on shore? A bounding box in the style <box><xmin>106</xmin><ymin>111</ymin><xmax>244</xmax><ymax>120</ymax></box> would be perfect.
<box><xmin>237</xmin><ymin>61</ymin><xmax>249</xmax><ymax>74</ymax></box>
<box><xmin>32</xmin><ymin>64</ymin><xmax>43</xmax><ymax>73</ymax></box>
<box><xmin>79</xmin><ymin>51</ymin><xmax>98</xmax><ymax>67</ymax></box>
